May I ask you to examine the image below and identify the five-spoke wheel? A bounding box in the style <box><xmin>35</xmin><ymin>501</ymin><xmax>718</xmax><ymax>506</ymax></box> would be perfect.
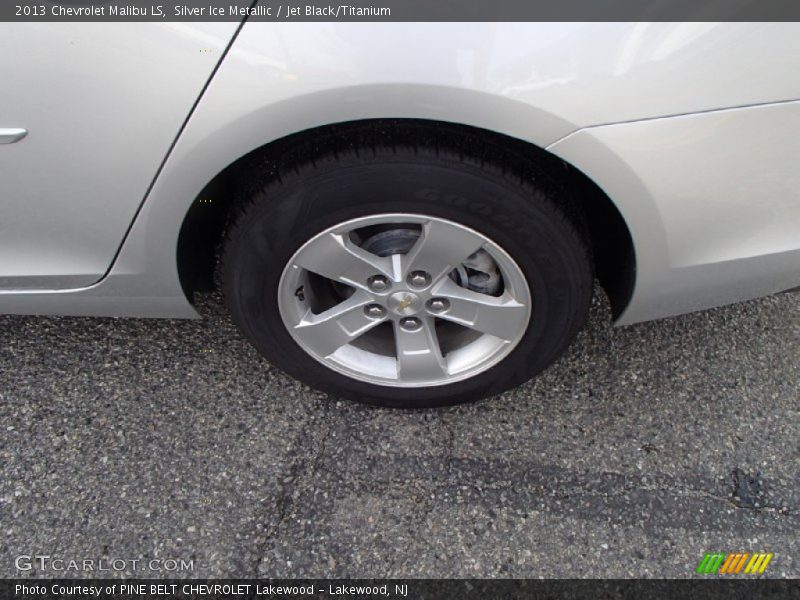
<box><xmin>277</xmin><ymin>214</ymin><xmax>531</xmax><ymax>387</ymax></box>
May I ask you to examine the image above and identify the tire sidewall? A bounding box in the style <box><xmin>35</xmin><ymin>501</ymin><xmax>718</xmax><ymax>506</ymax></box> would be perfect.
<box><xmin>224</xmin><ymin>154</ymin><xmax>591</xmax><ymax>407</ymax></box>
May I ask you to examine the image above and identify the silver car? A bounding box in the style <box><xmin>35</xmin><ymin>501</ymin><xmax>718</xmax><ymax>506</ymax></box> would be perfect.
<box><xmin>2</xmin><ymin>22</ymin><xmax>799</xmax><ymax>407</ymax></box>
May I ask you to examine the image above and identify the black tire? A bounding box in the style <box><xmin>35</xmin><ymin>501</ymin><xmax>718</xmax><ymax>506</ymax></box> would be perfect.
<box><xmin>223</xmin><ymin>126</ymin><xmax>593</xmax><ymax>408</ymax></box>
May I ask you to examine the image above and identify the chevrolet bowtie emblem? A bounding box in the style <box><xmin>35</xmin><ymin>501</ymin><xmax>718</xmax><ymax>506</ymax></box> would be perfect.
<box><xmin>397</xmin><ymin>296</ymin><xmax>414</xmax><ymax>311</ymax></box>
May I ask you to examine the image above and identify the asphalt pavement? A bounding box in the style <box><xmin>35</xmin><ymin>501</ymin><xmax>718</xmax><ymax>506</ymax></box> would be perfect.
<box><xmin>1</xmin><ymin>287</ymin><xmax>798</xmax><ymax>578</ymax></box>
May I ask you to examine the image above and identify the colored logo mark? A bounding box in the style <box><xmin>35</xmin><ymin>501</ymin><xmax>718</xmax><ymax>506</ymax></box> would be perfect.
<box><xmin>696</xmin><ymin>552</ymin><xmax>773</xmax><ymax>575</ymax></box>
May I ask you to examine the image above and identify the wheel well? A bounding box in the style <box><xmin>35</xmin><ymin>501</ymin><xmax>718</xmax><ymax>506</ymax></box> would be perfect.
<box><xmin>177</xmin><ymin>119</ymin><xmax>635</xmax><ymax>319</ymax></box>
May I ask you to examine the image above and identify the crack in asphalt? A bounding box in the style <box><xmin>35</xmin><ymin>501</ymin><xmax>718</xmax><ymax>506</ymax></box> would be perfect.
<box><xmin>692</xmin><ymin>489</ymin><xmax>796</xmax><ymax>517</ymax></box>
<box><xmin>250</xmin><ymin>397</ymin><xmax>336</xmax><ymax>576</ymax></box>
<box><xmin>441</xmin><ymin>412</ymin><xmax>456</xmax><ymax>479</ymax></box>
<box><xmin>280</xmin><ymin>463</ymin><xmax>798</xmax><ymax>520</ymax></box>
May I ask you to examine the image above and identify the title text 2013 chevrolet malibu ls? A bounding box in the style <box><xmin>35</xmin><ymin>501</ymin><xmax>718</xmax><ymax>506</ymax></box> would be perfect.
<box><xmin>2</xmin><ymin>22</ymin><xmax>799</xmax><ymax>407</ymax></box>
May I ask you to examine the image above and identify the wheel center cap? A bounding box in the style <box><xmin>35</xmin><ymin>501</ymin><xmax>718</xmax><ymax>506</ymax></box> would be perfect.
<box><xmin>387</xmin><ymin>291</ymin><xmax>422</xmax><ymax>316</ymax></box>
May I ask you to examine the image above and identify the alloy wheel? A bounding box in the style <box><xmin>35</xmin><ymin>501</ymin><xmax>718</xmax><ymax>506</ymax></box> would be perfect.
<box><xmin>277</xmin><ymin>213</ymin><xmax>532</xmax><ymax>387</ymax></box>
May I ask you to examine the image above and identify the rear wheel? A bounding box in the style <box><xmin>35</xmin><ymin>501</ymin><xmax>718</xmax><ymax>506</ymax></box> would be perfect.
<box><xmin>223</xmin><ymin>134</ymin><xmax>592</xmax><ymax>407</ymax></box>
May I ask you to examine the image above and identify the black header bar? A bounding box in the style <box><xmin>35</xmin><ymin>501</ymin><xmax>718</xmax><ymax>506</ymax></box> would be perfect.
<box><xmin>5</xmin><ymin>0</ymin><xmax>800</xmax><ymax>22</ymax></box>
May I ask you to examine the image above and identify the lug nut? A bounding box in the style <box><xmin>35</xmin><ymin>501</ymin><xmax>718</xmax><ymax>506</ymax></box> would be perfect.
<box><xmin>364</xmin><ymin>304</ymin><xmax>386</xmax><ymax>319</ymax></box>
<box><xmin>368</xmin><ymin>275</ymin><xmax>390</xmax><ymax>292</ymax></box>
<box><xmin>399</xmin><ymin>317</ymin><xmax>422</xmax><ymax>332</ymax></box>
<box><xmin>407</xmin><ymin>271</ymin><xmax>431</xmax><ymax>288</ymax></box>
<box><xmin>427</xmin><ymin>298</ymin><xmax>450</xmax><ymax>313</ymax></box>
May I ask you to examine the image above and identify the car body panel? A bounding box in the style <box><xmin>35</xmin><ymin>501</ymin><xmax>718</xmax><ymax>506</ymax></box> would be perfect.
<box><xmin>548</xmin><ymin>100</ymin><xmax>800</xmax><ymax>324</ymax></box>
<box><xmin>0</xmin><ymin>22</ymin><xmax>240</xmax><ymax>289</ymax></box>
<box><xmin>1</xmin><ymin>22</ymin><xmax>799</xmax><ymax>325</ymax></box>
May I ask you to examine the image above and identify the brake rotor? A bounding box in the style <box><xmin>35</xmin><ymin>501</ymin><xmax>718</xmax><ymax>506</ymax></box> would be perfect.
<box><xmin>361</xmin><ymin>228</ymin><xmax>502</xmax><ymax>295</ymax></box>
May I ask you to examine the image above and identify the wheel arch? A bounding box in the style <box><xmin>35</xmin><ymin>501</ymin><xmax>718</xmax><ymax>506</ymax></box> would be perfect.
<box><xmin>177</xmin><ymin>118</ymin><xmax>636</xmax><ymax>320</ymax></box>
